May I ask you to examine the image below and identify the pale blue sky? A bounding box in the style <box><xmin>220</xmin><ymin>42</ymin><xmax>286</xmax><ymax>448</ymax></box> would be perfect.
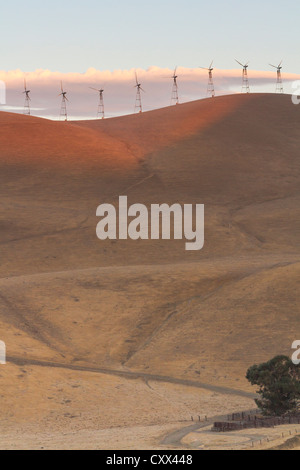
<box><xmin>1</xmin><ymin>0</ymin><xmax>300</xmax><ymax>74</ymax></box>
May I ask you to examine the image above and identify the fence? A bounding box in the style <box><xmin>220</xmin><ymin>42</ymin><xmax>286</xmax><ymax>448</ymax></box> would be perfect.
<box><xmin>212</xmin><ymin>412</ymin><xmax>300</xmax><ymax>432</ymax></box>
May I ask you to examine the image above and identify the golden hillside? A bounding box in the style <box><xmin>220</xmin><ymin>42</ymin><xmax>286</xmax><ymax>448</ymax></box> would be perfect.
<box><xmin>0</xmin><ymin>93</ymin><xmax>299</xmax><ymax>448</ymax></box>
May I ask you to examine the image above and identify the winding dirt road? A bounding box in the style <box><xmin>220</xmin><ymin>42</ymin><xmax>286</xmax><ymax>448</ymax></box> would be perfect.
<box><xmin>7</xmin><ymin>355</ymin><xmax>255</xmax><ymax>399</ymax></box>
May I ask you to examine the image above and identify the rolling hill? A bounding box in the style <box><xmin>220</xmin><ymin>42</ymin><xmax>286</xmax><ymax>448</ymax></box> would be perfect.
<box><xmin>0</xmin><ymin>93</ymin><xmax>299</xmax><ymax>448</ymax></box>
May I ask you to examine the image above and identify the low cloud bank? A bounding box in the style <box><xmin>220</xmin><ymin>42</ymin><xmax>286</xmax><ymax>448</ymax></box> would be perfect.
<box><xmin>0</xmin><ymin>67</ymin><xmax>299</xmax><ymax>119</ymax></box>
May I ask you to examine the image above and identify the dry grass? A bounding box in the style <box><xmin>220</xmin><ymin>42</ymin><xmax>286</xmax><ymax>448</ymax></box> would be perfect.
<box><xmin>0</xmin><ymin>94</ymin><xmax>299</xmax><ymax>449</ymax></box>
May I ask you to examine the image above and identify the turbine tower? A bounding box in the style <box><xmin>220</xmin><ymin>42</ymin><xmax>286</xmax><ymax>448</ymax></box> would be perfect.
<box><xmin>200</xmin><ymin>61</ymin><xmax>215</xmax><ymax>97</ymax></box>
<box><xmin>235</xmin><ymin>59</ymin><xmax>250</xmax><ymax>93</ymax></box>
<box><xmin>23</xmin><ymin>79</ymin><xmax>31</xmax><ymax>115</ymax></box>
<box><xmin>134</xmin><ymin>72</ymin><xmax>145</xmax><ymax>113</ymax></box>
<box><xmin>59</xmin><ymin>81</ymin><xmax>69</xmax><ymax>121</ymax></box>
<box><xmin>90</xmin><ymin>86</ymin><xmax>105</xmax><ymax>119</ymax></box>
<box><xmin>269</xmin><ymin>61</ymin><xmax>284</xmax><ymax>93</ymax></box>
<box><xmin>170</xmin><ymin>66</ymin><xmax>179</xmax><ymax>105</ymax></box>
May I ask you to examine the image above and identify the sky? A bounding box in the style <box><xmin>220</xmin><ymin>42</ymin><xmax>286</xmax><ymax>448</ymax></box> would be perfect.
<box><xmin>0</xmin><ymin>0</ymin><xmax>300</xmax><ymax>119</ymax></box>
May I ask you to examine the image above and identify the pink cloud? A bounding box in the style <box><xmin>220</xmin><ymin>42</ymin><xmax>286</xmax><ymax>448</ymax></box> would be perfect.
<box><xmin>0</xmin><ymin>67</ymin><xmax>300</xmax><ymax>120</ymax></box>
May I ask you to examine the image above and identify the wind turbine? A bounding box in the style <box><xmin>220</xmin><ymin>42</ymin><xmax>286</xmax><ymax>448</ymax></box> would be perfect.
<box><xmin>170</xmin><ymin>66</ymin><xmax>179</xmax><ymax>105</ymax></box>
<box><xmin>23</xmin><ymin>79</ymin><xmax>31</xmax><ymax>115</ymax></box>
<box><xmin>269</xmin><ymin>61</ymin><xmax>284</xmax><ymax>93</ymax></box>
<box><xmin>199</xmin><ymin>61</ymin><xmax>215</xmax><ymax>98</ymax></box>
<box><xmin>90</xmin><ymin>86</ymin><xmax>105</xmax><ymax>119</ymax></box>
<box><xmin>235</xmin><ymin>59</ymin><xmax>250</xmax><ymax>93</ymax></box>
<box><xmin>58</xmin><ymin>81</ymin><xmax>69</xmax><ymax>121</ymax></box>
<box><xmin>134</xmin><ymin>71</ymin><xmax>145</xmax><ymax>113</ymax></box>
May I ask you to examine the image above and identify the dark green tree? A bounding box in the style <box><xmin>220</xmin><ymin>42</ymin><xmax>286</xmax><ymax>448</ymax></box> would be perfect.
<box><xmin>246</xmin><ymin>355</ymin><xmax>300</xmax><ymax>416</ymax></box>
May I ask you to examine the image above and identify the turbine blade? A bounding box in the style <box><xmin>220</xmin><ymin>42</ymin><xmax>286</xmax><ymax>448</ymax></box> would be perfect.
<box><xmin>209</xmin><ymin>60</ymin><xmax>214</xmax><ymax>69</ymax></box>
<box><xmin>269</xmin><ymin>64</ymin><xmax>277</xmax><ymax>68</ymax></box>
<box><xmin>235</xmin><ymin>59</ymin><xmax>244</xmax><ymax>67</ymax></box>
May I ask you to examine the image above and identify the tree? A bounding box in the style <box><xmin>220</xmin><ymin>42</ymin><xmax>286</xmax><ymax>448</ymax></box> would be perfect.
<box><xmin>246</xmin><ymin>355</ymin><xmax>300</xmax><ymax>416</ymax></box>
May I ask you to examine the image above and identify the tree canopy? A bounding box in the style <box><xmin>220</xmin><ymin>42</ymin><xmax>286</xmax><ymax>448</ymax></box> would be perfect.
<box><xmin>246</xmin><ymin>355</ymin><xmax>300</xmax><ymax>416</ymax></box>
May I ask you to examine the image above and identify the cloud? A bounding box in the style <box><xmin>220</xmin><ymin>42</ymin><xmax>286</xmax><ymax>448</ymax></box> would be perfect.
<box><xmin>0</xmin><ymin>67</ymin><xmax>300</xmax><ymax>120</ymax></box>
